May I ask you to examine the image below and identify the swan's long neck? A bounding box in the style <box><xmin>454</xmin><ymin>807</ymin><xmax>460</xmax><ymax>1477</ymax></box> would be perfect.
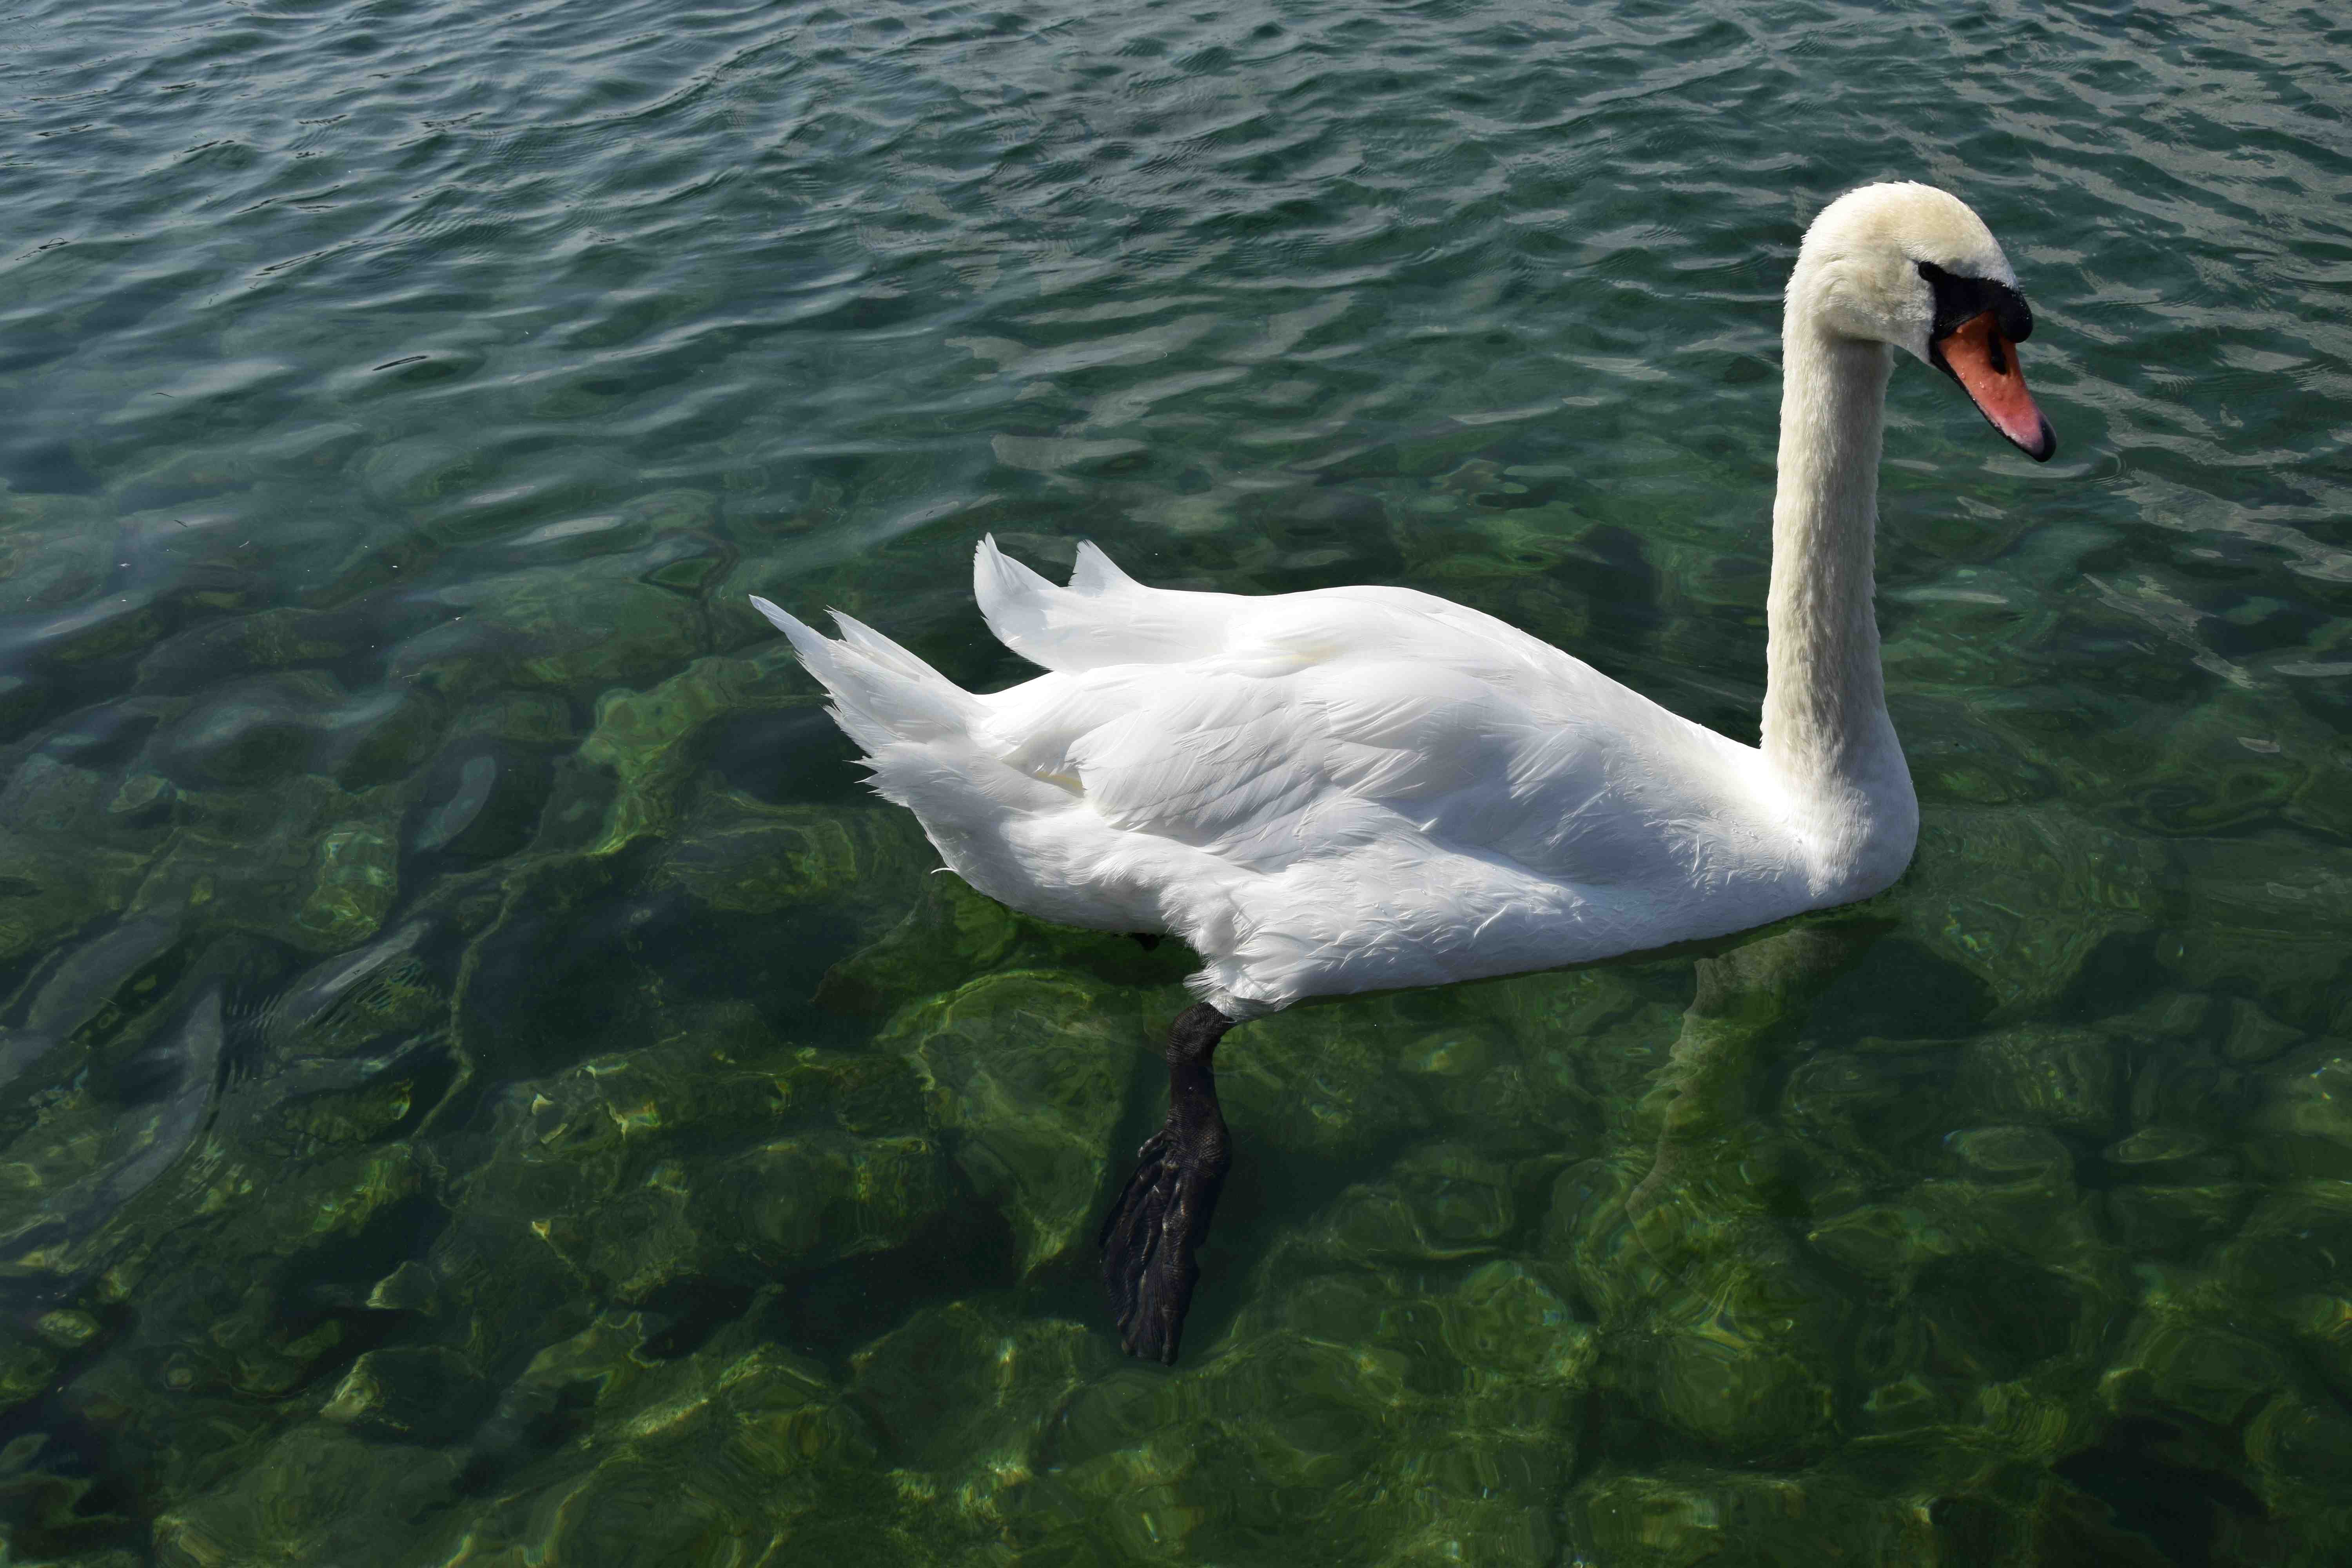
<box><xmin>1759</xmin><ymin>300</ymin><xmax>1917</xmax><ymax>892</ymax></box>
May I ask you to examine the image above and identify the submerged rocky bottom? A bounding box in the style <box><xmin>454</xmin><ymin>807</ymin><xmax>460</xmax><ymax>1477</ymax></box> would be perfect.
<box><xmin>2</xmin><ymin>456</ymin><xmax>2349</xmax><ymax>1566</ymax></box>
<box><xmin>2</xmin><ymin>623</ymin><xmax>2347</xmax><ymax>1567</ymax></box>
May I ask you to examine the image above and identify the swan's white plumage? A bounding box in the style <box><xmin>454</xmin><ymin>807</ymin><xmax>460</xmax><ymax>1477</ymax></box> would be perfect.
<box><xmin>755</xmin><ymin>540</ymin><xmax>1831</xmax><ymax>1018</ymax></box>
<box><xmin>753</xmin><ymin>183</ymin><xmax>2042</xmax><ymax>1017</ymax></box>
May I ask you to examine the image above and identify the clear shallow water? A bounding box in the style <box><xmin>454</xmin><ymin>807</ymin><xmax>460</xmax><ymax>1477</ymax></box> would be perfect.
<box><xmin>3</xmin><ymin>0</ymin><xmax>2351</xmax><ymax>1559</ymax></box>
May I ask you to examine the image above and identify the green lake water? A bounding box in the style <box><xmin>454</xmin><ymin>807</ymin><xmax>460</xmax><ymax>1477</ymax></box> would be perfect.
<box><xmin>5</xmin><ymin>0</ymin><xmax>2352</xmax><ymax>1561</ymax></box>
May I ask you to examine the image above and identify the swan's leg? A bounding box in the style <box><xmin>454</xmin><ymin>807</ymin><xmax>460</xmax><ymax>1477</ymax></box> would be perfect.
<box><xmin>1098</xmin><ymin>1002</ymin><xmax>1236</xmax><ymax>1364</ymax></box>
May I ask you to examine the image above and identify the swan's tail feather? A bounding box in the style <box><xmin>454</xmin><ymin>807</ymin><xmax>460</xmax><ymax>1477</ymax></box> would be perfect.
<box><xmin>750</xmin><ymin>595</ymin><xmax>834</xmax><ymax>668</ymax></box>
<box><xmin>750</xmin><ymin>595</ymin><xmax>982</xmax><ymax>758</ymax></box>
<box><xmin>753</xmin><ymin>590</ymin><xmax>1132</xmax><ymax>927</ymax></box>
<box><xmin>830</xmin><ymin>610</ymin><xmax>942</xmax><ymax>684</ymax></box>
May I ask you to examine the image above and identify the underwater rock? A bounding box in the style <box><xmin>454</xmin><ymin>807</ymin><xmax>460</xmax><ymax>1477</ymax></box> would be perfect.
<box><xmin>1212</xmin><ymin>995</ymin><xmax>1437</xmax><ymax>1165</ymax></box>
<box><xmin>148</xmin><ymin>671</ymin><xmax>346</xmax><ymax>785</ymax></box>
<box><xmin>1394</xmin><ymin>1018</ymin><xmax>1604</xmax><ymax>1162</ymax></box>
<box><xmin>314</xmin><ymin>688</ymin><xmax>448</xmax><ymax>790</ymax></box>
<box><xmin>2216</xmin><ymin>1181</ymin><xmax>2352</xmax><ymax>1331</ymax></box>
<box><xmin>1946</xmin><ymin>1123</ymin><xmax>2075</xmax><ymax>1187</ymax></box>
<box><xmin>1296</xmin><ymin>1143</ymin><xmax>1518</xmax><ymax>1265</ymax></box>
<box><xmin>2219</xmin><ymin>996</ymin><xmax>2303</xmax><ymax>1067</ymax></box>
<box><xmin>295</xmin><ymin>817</ymin><xmax>402</xmax><ymax>952</ymax></box>
<box><xmin>0</xmin><ymin>813</ymin><xmax>154</xmax><ymax>969</ymax></box>
<box><xmin>2103</xmin><ymin>1319</ymin><xmax>2288</xmax><ymax>1430</ymax></box>
<box><xmin>885</xmin><ymin>969</ymin><xmax>1149</xmax><ymax>1274</ymax></box>
<box><xmin>1253</xmin><ymin>1258</ymin><xmax>1597</xmax><ymax>1403</ymax></box>
<box><xmin>0</xmin><ymin>490</ymin><xmax>112</xmax><ymax>615</ymax></box>
<box><xmin>320</xmin><ymin>1346</ymin><xmax>495</xmax><ymax>1444</ymax></box>
<box><xmin>17</xmin><ymin>586</ymin><xmax>167</xmax><ymax>668</ymax></box>
<box><xmin>1955</xmin><ymin>1027</ymin><xmax>2117</xmax><ymax>1133</ymax></box>
<box><xmin>258</xmin><ymin>919</ymin><xmax>438</xmax><ymax>1062</ymax></box>
<box><xmin>420</xmin><ymin>1322</ymin><xmax>884</xmax><ymax>1568</ymax></box>
<box><xmin>452</xmin><ymin>1020</ymin><xmax>952</xmax><ymax>1306</ymax></box>
<box><xmin>1</xmin><ymin>986</ymin><xmax>228</xmax><ymax>1274</ymax></box>
<box><xmin>2250</xmin><ymin>1390</ymin><xmax>2352</xmax><ymax>1491</ymax></box>
<box><xmin>2099</xmin><ymin>1127</ymin><xmax>2251</xmax><ymax>1259</ymax></box>
<box><xmin>1443</xmin><ymin>1259</ymin><xmax>1599</xmax><ymax>1390</ymax></box>
<box><xmin>1909</xmin><ymin>805</ymin><xmax>2159</xmax><ymax>1015</ymax></box>
<box><xmin>0</xmin><ymin>913</ymin><xmax>185</xmax><ymax>1086</ymax></box>
<box><xmin>392</xmin><ymin>541</ymin><xmax>707</xmax><ymax>701</ymax></box>
<box><xmin>132</xmin><ymin>606</ymin><xmax>363</xmax><ymax>694</ymax></box>
<box><xmin>411</xmin><ymin>751</ymin><xmax>499</xmax><ymax>852</ymax></box>
<box><xmin>405</xmin><ymin>743</ymin><xmax>546</xmax><ymax>863</ymax></box>
<box><xmin>1615</xmin><ymin>1253</ymin><xmax>1841</xmax><ymax>1457</ymax></box>
<box><xmin>656</xmin><ymin>795</ymin><xmax>931</xmax><ymax>916</ymax></box>
<box><xmin>358</xmin><ymin>435</ymin><xmax>476</xmax><ymax>512</ymax></box>
<box><xmin>563</xmin><ymin>639</ymin><xmax>823</xmax><ymax>858</ymax></box>
<box><xmin>150</xmin><ymin>1424</ymin><xmax>467</xmax><ymax>1568</ymax></box>
<box><xmin>2165</xmin><ymin>838</ymin><xmax>2352</xmax><ymax>1034</ymax></box>
<box><xmin>32</xmin><ymin>1137</ymin><xmax>435</xmax><ymax>1510</ymax></box>
<box><xmin>848</xmin><ymin>1299</ymin><xmax>1120</xmax><ymax>1487</ymax></box>
<box><xmin>699</xmin><ymin>1131</ymin><xmax>950</xmax><ymax>1277</ymax></box>
<box><xmin>0</xmin><ymin>1331</ymin><xmax>62</xmax><ymax>1422</ymax></box>
<box><xmin>5</xmin><ymin>717</ymin><xmax>178</xmax><ymax>838</ymax></box>
<box><xmin>1569</xmin><ymin>1468</ymin><xmax>1932</xmax><ymax>1568</ymax></box>
<box><xmin>120</xmin><ymin>773</ymin><xmax>403</xmax><ymax>954</ymax></box>
<box><xmin>1779</xmin><ymin>1041</ymin><xmax>1964</xmax><ymax>1183</ymax></box>
<box><xmin>2254</xmin><ymin>1045</ymin><xmax>2352</xmax><ymax>1180</ymax></box>
<box><xmin>817</xmin><ymin>872</ymin><xmax>1019</xmax><ymax>1016</ymax></box>
<box><xmin>1044</xmin><ymin>1281</ymin><xmax>1576</xmax><ymax>1567</ymax></box>
<box><xmin>0</xmin><ymin>672</ymin><xmax>43</xmax><ymax>737</ymax></box>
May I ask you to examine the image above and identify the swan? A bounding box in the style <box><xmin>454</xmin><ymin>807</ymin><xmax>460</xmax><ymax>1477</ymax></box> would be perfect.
<box><xmin>752</xmin><ymin>181</ymin><xmax>2056</xmax><ymax>1362</ymax></box>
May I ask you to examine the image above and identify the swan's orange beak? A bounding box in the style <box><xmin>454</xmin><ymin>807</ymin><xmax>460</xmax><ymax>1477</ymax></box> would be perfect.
<box><xmin>1933</xmin><ymin>310</ymin><xmax>2056</xmax><ymax>462</ymax></box>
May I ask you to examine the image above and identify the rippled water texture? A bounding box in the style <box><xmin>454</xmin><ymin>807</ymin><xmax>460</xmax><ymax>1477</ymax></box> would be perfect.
<box><xmin>5</xmin><ymin>0</ymin><xmax>2352</xmax><ymax>1561</ymax></box>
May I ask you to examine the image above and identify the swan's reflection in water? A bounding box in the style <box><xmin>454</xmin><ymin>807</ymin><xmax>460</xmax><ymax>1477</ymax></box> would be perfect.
<box><xmin>1559</xmin><ymin>918</ymin><xmax>1880</xmax><ymax>1459</ymax></box>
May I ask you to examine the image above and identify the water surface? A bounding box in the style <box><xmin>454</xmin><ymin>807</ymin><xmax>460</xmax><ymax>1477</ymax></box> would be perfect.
<box><xmin>5</xmin><ymin>0</ymin><xmax>2352</xmax><ymax>1563</ymax></box>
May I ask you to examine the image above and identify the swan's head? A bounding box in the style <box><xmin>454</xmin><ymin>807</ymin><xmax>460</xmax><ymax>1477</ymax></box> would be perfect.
<box><xmin>1793</xmin><ymin>181</ymin><xmax>2056</xmax><ymax>462</ymax></box>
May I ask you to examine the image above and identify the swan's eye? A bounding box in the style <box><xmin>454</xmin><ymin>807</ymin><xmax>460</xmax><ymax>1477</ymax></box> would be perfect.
<box><xmin>1916</xmin><ymin>260</ymin><xmax>2033</xmax><ymax>344</ymax></box>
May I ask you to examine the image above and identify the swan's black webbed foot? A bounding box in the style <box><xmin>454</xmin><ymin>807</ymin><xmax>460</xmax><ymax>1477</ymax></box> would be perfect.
<box><xmin>1098</xmin><ymin>1002</ymin><xmax>1236</xmax><ymax>1364</ymax></box>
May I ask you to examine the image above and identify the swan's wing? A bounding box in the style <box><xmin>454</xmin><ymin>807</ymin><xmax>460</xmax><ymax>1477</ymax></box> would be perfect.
<box><xmin>982</xmin><ymin>668</ymin><xmax>1341</xmax><ymax>865</ymax></box>
<box><xmin>977</xmin><ymin>655</ymin><xmax>1740</xmax><ymax>886</ymax></box>
<box><xmin>968</xmin><ymin>552</ymin><xmax>1767</xmax><ymax>883</ymax></box>
<box><xmin>975</xmin><ymin>536</ymin><xmax>1249</xmax><ymax>673</ymax></box>
<box><xmin>1297</xmin><ymin>655</ymin><xmax>1747</xmax><ymax>886</ymax></box>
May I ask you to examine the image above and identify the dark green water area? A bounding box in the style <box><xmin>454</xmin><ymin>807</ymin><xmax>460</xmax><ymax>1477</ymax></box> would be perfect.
<box><xmin>5</xmin><ymin>0</ymin><xmax>2352</xmax><ymax>1561</ymax></box>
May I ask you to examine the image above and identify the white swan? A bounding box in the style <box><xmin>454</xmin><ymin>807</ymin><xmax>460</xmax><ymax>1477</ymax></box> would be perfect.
<box><xmin>753</xmin><ymin>181</ymin><xmax>2055</xmax><ymax>1360</ymax></box>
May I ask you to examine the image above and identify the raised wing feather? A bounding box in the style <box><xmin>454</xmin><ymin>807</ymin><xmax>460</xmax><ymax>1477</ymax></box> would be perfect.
<box><xmin>975</xmin><ymin>535</ymin><xmax>1247</xmax><ymax>673</ymax></box>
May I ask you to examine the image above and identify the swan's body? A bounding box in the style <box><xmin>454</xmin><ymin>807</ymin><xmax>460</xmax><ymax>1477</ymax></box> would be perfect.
<box><xmin>755</xmin><ymin>182</ymin><xmax>2056</xmax><ymax>1361</ymax></box>
<box><xmin>755</xmin><ymin>182</ymin><xmax>2051</xmax><ymax>1020</ymax></box>
<box><xmin>766</xmin><ymin>539</ymin><xmax>1893</xmax><ymax>1017</ymax></box>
